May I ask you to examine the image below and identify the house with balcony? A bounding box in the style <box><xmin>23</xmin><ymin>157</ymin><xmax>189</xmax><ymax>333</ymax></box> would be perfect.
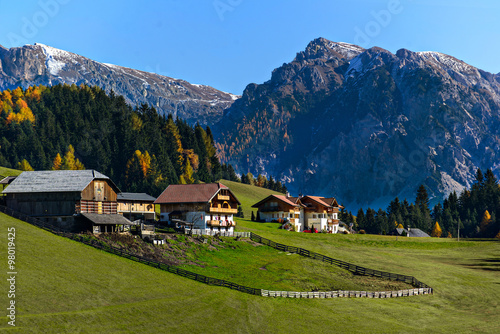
<box><xmin>154</xmin><ymin>183</ymin><xmax>241</xmax><ymax>234</ymax></box>
<box><xmin>1</xmin><ymin>169</ymin><xmax>131</xmax><ymax>233</ymax></box>
<box><xmin>252</xmin><ymin>194</ymin><xmax>342</xmax><ymax>233</ymax></box>
<box><xmin>251</xmin><ymin>194</ymin><xmax>304</xmax><ymax>231</ymax></box>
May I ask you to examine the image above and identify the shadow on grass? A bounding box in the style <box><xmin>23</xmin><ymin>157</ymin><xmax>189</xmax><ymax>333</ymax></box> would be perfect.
<box><xmin>464</xmin><ymin>258</ymin><xmax>500</xmax><ymax>271</ymax></box>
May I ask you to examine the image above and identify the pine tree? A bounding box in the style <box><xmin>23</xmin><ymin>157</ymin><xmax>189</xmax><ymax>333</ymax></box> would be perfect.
<box><xmin>416</xmin><ymin>184</ymin><xmax>432</xmax><ymax>231</ymax></box>
<box><xmin>236</xmin><ymin>205</ymin><xmax>244</xmax><ymax>218</ymax></box>
<box><xmin>431</xmin><ymin>222</ymin><xmax>442</xmax><ymax>237</ymax></box>
<box><xmin>356</xmin><ymin>208</ymin><xmax>365</xmax><ymax>231</ymax></box>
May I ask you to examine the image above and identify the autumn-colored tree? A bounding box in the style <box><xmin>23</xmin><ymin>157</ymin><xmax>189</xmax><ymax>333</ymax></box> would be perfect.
<box><xmin>183</xmin><ymin>149</ymin><xmax>199</xmax><ymax>171</ymax></box>
<box><xmin>17</xmin><ymin>159</ymin><xmax>34</xmax><ymax>171</ymax></box>
<box><xmin>62</xmin><ymin>145</ymin><xmax>77</xmax><ymax>170</ymax></box>
<box><xmin>74</xmin><ymin>158</ymin><xmax>85</xmax><ymax>170</ymax></box>
<box><xmin>447</xmin><ymin>232</ymin><xmax>453</xmax><ymax>238</ymax></box>
<box><xmin>480</xmin><ymin>210</ymin><xmax>492</xmax><ymax>233</ymax></box>
<box><xmin>182</xmin><ymin>158</ymin><xmax>195</xmax><ymax>184</ymax></box>
<box><xmin>126</xmin><ymin>150</ymin><xmax>152</xmax><ymax>179</ymax></box>
<box><xmin>256</xmin><ymin>174</ymin><xmax>267</xmax><ymax>188</ymax></box>
<box><xmin>396</xmin><ymin>223</ymin><xmax>404</xmax><ymax>229</ymax></box>
<box><xmin>431</xmin><ymin>222</ymin><xmax>443</xmax><ymax>238</ymax></box>
<box><xmin>52</xmin><ymin>153</ymin><xmax>63</xmax><ymax>170</ymax></box>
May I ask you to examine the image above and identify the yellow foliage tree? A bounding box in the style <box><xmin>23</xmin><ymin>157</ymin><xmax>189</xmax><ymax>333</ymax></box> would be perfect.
<box><xmin>431</xmin><ymin>222</ymin><xmax>442</xmax><ymax>238</ymax></box>
<box><xmin>52</xmin><ymin>153</ymin><xmax>63</xmax><ymax>170</ymax></box>
<box><xmin>183</xmin><ymin>159</ymin><xmax>195</xmax><ymax>184</ymax></box>
<box><xmin>62</xmin><ymin>145</ymin><xmax>77</xmax><ymax>170</ymax></box>
<box><xmin>125</xmin><ymin>150</ymin><xmax>158</xmax><ymax>186</ymax></box>
<box><xmin>17</xmin><ymin>159</ymin><xmax>34</xmax><ymax>171</ymax></box>
<box><xmin>480</xmin><ymin>210</ymin><xmax>492</xmax><ymax>233</ymax></box>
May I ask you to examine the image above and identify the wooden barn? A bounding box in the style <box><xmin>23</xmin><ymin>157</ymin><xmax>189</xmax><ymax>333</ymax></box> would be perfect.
<box><xmin>2</xmin><ymin>170</ymin><xmax>128</xmax><ymax>232</ymax></box>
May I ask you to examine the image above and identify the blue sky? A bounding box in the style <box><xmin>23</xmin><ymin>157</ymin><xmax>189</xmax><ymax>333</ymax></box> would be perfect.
<box><xmin>1</xmin><ymin>0</ymin><xmax>498</xmax><ymax>94</ymax></box>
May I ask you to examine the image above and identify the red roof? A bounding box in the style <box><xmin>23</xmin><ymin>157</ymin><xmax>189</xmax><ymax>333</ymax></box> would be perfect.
<box><xmin>154</xmin><ymin>183</ymin><xmax>240</xmax><ymax>204</ymax></box>
<box><xmin>252</xmin><ymin>194</ymin><xmax>341</xmax><ymax>209</ymax></box>
<box><xmin>251</xmin><ymin>194</ymin><xmax>301</xmax><ymax>208</ymax></box>
<box><xmin>303</xmin><ymin>196</ymin><xmax>331</xmax><ymax>207</ymax></box>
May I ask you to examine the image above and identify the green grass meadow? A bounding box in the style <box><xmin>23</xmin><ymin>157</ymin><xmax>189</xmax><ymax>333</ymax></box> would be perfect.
<box><xmin>0</xmin><ymin>212</ymin><xmax>499</xmax><ymax>333</ymax></box>
<box><xmin>218</xmin><ymin>179</ymin><xmax>281</xmax><ymax>218</ymax></box>
<box><xmin>0</xmin><ymin>180</ymin><xmax>499</xmax><ymax>333</ymax></box>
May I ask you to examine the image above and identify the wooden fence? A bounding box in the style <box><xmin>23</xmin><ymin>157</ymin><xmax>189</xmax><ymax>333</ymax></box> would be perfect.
<box><xmin>249</xmin><ymin>233</ymin><xmax>432</xmax><ymax>290</ymax></box>
<box><xmin>0</xmin><ymin>205</ymin><xmax>432</xmax><ymax>298</ymax></box>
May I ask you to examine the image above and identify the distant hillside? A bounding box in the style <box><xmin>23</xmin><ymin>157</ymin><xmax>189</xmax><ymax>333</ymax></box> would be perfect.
<box><xmin>219</xmin><ymin>179</ymin><xmax>281</xmax><ymax>218</ymax></box>
<box><xmin>215</xmin><ymin>37</ymin><xmax>500</xmax><ymax>209</ymax></box>
<box><xmin>0</xmin><ymin>43</ymin><xmax>239</xmax><ymax>126</ymax></box>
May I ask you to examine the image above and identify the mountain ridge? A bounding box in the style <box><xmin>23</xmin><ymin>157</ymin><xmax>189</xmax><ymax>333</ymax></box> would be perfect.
<box><xmin>215</xmin><ymin>37</ymin><xmax>500</xmax><ymax>209</ymax></box>
<box><xmin>0</xmin><ymin>43</ymin><xmax>239</xmax><ymax>125</ymax></box>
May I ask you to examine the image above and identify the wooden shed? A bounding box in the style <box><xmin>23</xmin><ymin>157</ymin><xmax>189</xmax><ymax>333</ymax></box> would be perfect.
<box><xmin>2</xmin><ymin>170</ymin><xmax>121</xmax><ymax>232</ymax></box>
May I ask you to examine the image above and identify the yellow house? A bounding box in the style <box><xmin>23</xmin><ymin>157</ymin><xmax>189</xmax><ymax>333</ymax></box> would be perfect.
<box><xmin>117</xmin><ymin>192</ymin><xmax>156</xmax><ymax>222</ymax></box>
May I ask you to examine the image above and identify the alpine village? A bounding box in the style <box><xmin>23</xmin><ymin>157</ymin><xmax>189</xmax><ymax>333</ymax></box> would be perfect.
<box><xmin>0</xmin><ymin>36</ymin><xmax>499</xmax><ymax>332</ymax></box>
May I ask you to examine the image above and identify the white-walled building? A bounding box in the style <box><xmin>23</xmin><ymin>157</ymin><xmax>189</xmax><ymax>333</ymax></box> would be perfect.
<box><xmin>252</xmin><ymin>194</ymin><xmax>342</xmax><ymax>233</ymax></box>
<box><xmin>154</xmin><ymin>183</ymin><xmax>240</xmax><ymax>234</ymax></box>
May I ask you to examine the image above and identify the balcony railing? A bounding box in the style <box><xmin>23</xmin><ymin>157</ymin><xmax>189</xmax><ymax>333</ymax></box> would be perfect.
<box><xmin>207</xmin><ymin>220</ymin><xmax>234</xmax><ymax>227</ymax></box>
<box><xmin>208</xmin><ymin>207</ymin><xmax>238</xmax><ymax>214</ymax></box>
<box><xmin>217</xmin><ymin>194</ymin><xmax>230</xmax><ymax>201</ymax></box>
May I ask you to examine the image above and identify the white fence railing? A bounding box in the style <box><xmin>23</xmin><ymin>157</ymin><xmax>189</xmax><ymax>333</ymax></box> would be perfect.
<box><xmin>186</xmin><ymin>229</ymin><xmax>251</xmax><ymax>238</ymax></box>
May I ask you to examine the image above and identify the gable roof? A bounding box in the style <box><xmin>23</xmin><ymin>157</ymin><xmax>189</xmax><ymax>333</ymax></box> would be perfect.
<box><xmin>81</xmin><ymin>213</ymin><xmax>133</xmax><ymax>225</ymax></box>
<box><xmin>2</xmin><ymin>170</ymin><xmax>119</xmax><ymax>194</ymax></box>
<box><xmin>117</xmin><ymin>192</ymin><xmax>156</xmax><ymax>202</ymax></box>
<box><xmin>393</xmin><ymin>228</ymin><xmax>430</xmax><ymax>237</ymax></box>
<box><xmin>251</xmin><ymin>194</ymin><xmax>302</xmax><ymax>208</ymax></box>
<box><xmin>154</xmin><ymin>183</ymin><xmax>240</xmax><ymax>205</ymax></box>
<box><xmin>0</xmin><ymin>176</ymin><xmax>17</xmax><ymax>185</ymax></box>
<box><xmin>408</xmin><ymin>228</ymin><xmax>431</xmax><ymax>237</ymax></box>
<box><xmin>302</xmin><ymin>196</ymin><xmax>332</xmax><ymax>208</ymax></box>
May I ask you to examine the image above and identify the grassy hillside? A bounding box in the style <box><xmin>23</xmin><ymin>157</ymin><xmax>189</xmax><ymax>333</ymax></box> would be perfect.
<box><xmin>1</xmin><ymin>213</ymin><xmax>499</xmax><ymax>333</ymax></box>
<box><xmin>218</xmin><ymin>179</ymin><xmax>281</xmax><ymax>218</ymax></box>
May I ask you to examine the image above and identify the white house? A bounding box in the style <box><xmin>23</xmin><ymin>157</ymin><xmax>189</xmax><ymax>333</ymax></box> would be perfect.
<box><xmin>154</xmin><ymin>183</ymin><xmax>241</xmax><ymax>234</ymax></box>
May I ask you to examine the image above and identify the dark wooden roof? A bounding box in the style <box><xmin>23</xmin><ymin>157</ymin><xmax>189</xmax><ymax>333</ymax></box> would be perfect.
<box><xmin>117</xmin><ymin>192</ymin><xmax>156</xmax><ymax>202</ymax></box>
<box><xmin>81</xmin><ymin>213</ymin><xmax>133</xmax><ymax>225</ymax></box>
<box><xmin>2</xmin><ymin>170</ymin><xmax>119</xmax><ymax>194</ymax></box>
<box><xmin>154</xmin><ymin>183</ymin><xmax>240</xmax><ymax>205</ymax></box>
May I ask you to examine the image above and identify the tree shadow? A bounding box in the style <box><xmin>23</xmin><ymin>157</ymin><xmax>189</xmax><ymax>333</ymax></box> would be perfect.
<box><xmin>464</xmin><ymin>258</ymin><xmax>500</xmax><ymax>272</ymax></box>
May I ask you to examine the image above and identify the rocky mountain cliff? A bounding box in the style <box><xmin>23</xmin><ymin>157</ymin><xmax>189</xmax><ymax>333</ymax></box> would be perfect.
<box><xmin>215</xmin><ymin>37</ymin><xmax>500</xmax><ymax>209</ymax></box>
<box><xmin>0</xmin><ymin>43</ymin><xmax>238</xmax><ymax>125</ymax></box>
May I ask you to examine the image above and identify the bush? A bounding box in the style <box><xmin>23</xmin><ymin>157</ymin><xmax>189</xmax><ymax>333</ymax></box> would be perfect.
<box><xmin>359</xmin><ymin>229</ymin><xmax>366</xmax><ymax>234</ymax></box>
